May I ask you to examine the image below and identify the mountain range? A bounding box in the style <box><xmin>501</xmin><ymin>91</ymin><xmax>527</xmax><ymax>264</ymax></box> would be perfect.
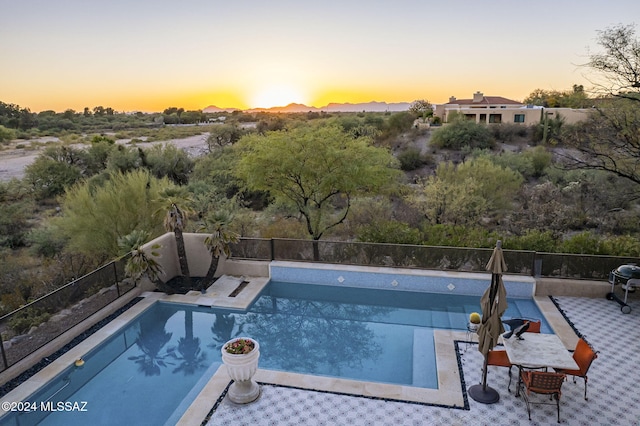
<box><xmin>203</xmin><ymin>101</ymin><xmax>411</xmax><ymax>114</ymax></box>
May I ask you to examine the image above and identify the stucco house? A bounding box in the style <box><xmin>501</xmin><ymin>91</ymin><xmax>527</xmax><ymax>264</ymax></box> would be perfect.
<box><xmin>433</xmin><ymin>91</ymin><xmax>590</xmax><ymax>126</ymax></box>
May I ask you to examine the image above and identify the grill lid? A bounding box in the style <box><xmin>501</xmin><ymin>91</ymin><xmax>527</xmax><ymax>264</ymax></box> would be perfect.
<box><xmin>613</xmin><ymin>264</ymin><xmax>640</xmax><ymax>280</ymax></box>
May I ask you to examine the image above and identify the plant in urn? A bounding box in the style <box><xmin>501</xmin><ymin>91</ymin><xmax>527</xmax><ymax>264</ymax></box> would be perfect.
<box><xmin>221</xmin><ymin>337</ymin><xmax>260</xmax><ymax>403</ymax></box>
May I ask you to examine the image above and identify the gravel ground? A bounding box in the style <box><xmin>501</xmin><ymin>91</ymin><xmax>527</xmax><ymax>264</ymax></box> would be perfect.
<box><xmin>0</xmin><ymin>133</ymin><xmax>211</xmax><ymax>182</ymax></box>
<box><xmin>0</xmin><ymin>286</ymin><xmax>125</xmax><ymax>367</ymax></box>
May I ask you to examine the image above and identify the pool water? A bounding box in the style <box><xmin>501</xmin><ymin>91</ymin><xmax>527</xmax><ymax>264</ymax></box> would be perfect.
<box><xmin>2</xmin><ymin>281</ymin><xmax>549</xmax><ymax>425</ymax></box>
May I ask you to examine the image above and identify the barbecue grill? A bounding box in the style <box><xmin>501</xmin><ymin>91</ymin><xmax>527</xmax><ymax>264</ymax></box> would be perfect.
<box><xmin>607</xmin><ymin>264</ymin><xmax>640</xmax><ymax>313</ymax></box>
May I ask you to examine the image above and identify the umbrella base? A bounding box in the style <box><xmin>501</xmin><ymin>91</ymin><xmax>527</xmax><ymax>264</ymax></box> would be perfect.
<box><xmin>468</xmin><ymin>384</ymin><xmax>500</xmax><ymax>404</ymax></box>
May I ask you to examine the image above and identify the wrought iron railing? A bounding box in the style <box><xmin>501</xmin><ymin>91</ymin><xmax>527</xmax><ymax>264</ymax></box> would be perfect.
<box><xmin>2</xmin><ymin>237</ymin><xmax>636</xmax><ymax>373</ymax></box>
<box><xmin>230</xmin><ymin>237</ymin><xmax>637</xmax><ymax>280</ymax></box>
<box><xmin>0</xmin><ymin>256</ymin><xmax>134</xmax><ymax>372</ymax></box>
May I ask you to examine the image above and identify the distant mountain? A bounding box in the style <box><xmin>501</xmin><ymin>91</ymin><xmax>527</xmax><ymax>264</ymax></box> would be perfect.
<box><xmin>321</xmin><ymin>101</ymin><xmax>411</xmax><ymax>112</ymax></box>
<box><xmin>203</xmin><ymin>105</ymin><xmax>240</xmax><ymax>113</ymax></box>
<box><xmin>203</xmin><ymin>101</ymin><xmax>410</xmax><ymax>114</ymax></box>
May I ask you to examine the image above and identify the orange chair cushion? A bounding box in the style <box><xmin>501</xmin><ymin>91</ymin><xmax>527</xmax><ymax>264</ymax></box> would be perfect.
<box><xmin>524</xmin><ymin>319</ymin><xmax>541</xmax><ymax>333</ymax></box>
<box><xmin>487</xmin><ymin>350</ymin><xmax>511</xmax><ymax>367</ymax></box>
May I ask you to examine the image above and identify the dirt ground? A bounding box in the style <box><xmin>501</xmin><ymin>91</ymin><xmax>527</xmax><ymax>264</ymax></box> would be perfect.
<box><xmin>0</xmin><ymin>134</ymin><xmax>211</xmax><ymax>182</ymax></box>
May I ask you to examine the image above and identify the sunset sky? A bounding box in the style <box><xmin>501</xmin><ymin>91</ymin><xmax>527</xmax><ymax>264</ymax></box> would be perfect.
<box><xmin>1</xmin><ymin>0</ymin><xmax>639</xmax><ymax>113</ymax></box>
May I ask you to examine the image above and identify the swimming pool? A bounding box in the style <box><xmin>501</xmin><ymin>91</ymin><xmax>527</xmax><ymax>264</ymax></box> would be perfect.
<box><xmin>1</xmin><ymin>279</ymin><xmax>549</xmax><ymax>425</ymax></box>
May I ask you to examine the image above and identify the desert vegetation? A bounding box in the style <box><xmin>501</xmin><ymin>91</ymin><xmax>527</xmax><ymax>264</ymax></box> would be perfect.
<box><xmin>1</xmin><ymin>24</ymin><xmax>639</xmax><ymax>320</ymax></box>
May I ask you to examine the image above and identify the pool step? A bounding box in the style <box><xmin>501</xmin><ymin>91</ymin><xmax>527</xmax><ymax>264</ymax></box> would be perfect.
<box><xmin>446</xmin><ymin>306</ymin><xmax>465</xmax><ymax>330</ymax></box>
<box><xmin>430</xmin><ymin>309</ymin><xmax>450</xmax><ymax>328</ymax></box>
<box><xmin>412</xmin><ymin>328</ymin><xmax>436</xmax><ymax>387</ymax></box>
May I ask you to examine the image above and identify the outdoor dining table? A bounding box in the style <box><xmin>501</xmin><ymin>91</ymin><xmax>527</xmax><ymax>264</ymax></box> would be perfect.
<box><xmin>501</xmin><ymin>332</ymin><xmax>579</xmax><ymax>396</ymax></box>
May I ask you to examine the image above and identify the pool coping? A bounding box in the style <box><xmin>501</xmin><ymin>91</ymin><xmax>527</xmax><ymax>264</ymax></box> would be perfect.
<box><xmin>0</xmin><ymin>272</ymin><xmax>577</xmax><ymax>425</ymax></box>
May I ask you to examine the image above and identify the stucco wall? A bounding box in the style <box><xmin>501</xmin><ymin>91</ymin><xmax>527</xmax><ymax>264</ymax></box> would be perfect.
<box><xmin>141</xmin><ymin>233</ymin><xmax>265</xmax><ymax>282</ymax></box>
<box><xmin>535</xmin><ymin>278</ymin><xmax>610</xmax><ymax>298</ymax></box>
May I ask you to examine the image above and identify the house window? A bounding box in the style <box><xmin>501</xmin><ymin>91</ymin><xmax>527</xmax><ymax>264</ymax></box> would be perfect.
<box><xmin>489</xmin><ymin>114</ymin><xmax>502</xmax><ymax>123</ymax></box>
<box><xmin>514</xmin><ymin>114</ymin><xmax>525</xmax><ymax>123</ymax></box>
<box><xmin>479</xmin><ymin>114</ymin><xmax>487</xmax><ymax>123</ymax></box>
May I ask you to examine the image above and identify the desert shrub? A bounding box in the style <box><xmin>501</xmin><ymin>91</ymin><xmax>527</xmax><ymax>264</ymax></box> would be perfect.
<box><xmin>356</xmin><ymin>221</ymin><xmax>422</xmax><ymax>245</ymax></box>
<box><xmin>397</xmin><ymin>147</ymin><xmax>424</xmax><ymax>171</ymax></box>
<box><xmin>522</xmin><ymin>146</ymin><xmax>552</xmax><ymax>177</ymax></box>
<box><xmin>24</xmin><ymin>156</ymin><xmax>82</xmax><ymax>199</ymax></box>
<box><xmin>27</xmin><ymin>226</ymin><xmax>68</xmax><ymax>258</ymax></box>
<box><xmin>260</xmin><ymin>217</ymin><xmax>307</xmax><ymax>239</ymax></box>
<box><xmin>488</xmin><ymin>145</ymin><xmax>552</xmax><ymax>179</ymax></box>
<box><xmin>422</xmin><ymin>224</ymin><xmax>498</xmax><ymax>248</ymax></box>
<box><xmin>491</xmin><ymin>123</ymin><xmax>529</xmax><ymax>142</ymax></box>
<box><xmin>9</xmin><ymin>308</ymin><xmax>51</xmax><ymax>334</ymax></box>
<box><xmin>559</xmin><ymin>231</ymin><xmax>603</xmax><ymax>254</ymax></box>
<box><xmin>0</xmin><ymin>200</ymin><xmax>34</xmax><ymax>248</ymax></box>
<box><xmin>144</xmin><ymin>143</ymin><xmax>194</xmax><ymax>185</ymax></box>
<box><xmin>503</xmin><ymin>230</ymin><xmax>558</xmax><ymax>252</ymax></box>
<box><xmin>600</xmin><ymin>235</ymin><xmax>640</xmax><ymax>257</ymax></box>
<box><xmin>0</xmin><ymin>125</ymin><xmax>16</xmax><ymax>144</ymax></box>
<box><xmin>430</xmin><ymin>117</ymin><xmax>495</xmax><ymax>150</ymax></box>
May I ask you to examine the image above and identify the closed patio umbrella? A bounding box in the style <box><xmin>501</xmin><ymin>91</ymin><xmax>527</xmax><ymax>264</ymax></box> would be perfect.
<box><xmin>468</xmin><ymin>240</ymin><xmax>508</xmax><ymax>404</ymax></box>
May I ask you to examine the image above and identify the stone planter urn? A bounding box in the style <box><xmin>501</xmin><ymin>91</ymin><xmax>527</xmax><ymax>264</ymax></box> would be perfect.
<box><xmin>221</xmin><ymin>337</ymin><xmax>261</xmax><ymax>404</ymax></box>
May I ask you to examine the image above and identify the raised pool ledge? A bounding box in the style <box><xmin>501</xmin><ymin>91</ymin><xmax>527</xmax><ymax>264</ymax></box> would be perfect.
<box><xmin>269</xmin><ymin>261</ymin><xmax>536</xmax><ymax>298</ymax></box>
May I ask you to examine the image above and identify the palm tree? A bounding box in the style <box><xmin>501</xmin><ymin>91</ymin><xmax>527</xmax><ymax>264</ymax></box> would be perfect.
<box><xmin>118</xmin><ymin>230</ymin><xmax>167</xmax><ymax>291</ymax></box>
<box><xmin>156</xmin><ymin>186</ymin><xmax>193</xmax><ymax>290</ymax></box>
<box><xmin>128</xmin><ymin>308</ymin><xmax>175</xmax><ymax>376</ymax></box>
<box><xmin>210</xmin><ymin>312</ymin><xmax>243</xmax><ymax>351</ymax></box>
<box><xmin>168</xmin><ymin>309</ymin><xmax>207</xmax><ymax>375</ymax></box>
<box><xmin>200</xmin><ymin>211</ymin><xmax>239</xmax><ymax>291</ymax></box>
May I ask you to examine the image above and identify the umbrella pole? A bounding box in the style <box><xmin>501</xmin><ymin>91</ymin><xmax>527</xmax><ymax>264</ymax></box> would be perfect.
<box><xmin>468</xmin><ymin>355</ymin><xmax>500</xmax><ymax>404</ymax></box>
<box><xmin>469</xmin><ymin>240</ymin><xmax>504</xmax><ymax>404</ymax></box>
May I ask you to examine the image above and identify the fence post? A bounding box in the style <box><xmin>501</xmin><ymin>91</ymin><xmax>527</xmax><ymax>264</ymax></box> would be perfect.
<box><xmin>113</xmin><ymin>261</ymin><xmax>121</xmax><ymax>298</ymax></box>
<box><xmin>270</xmin><ymin>239</ymin><xmax>275</xmax><ymax>261</ymax></box>
<box><xmin>533</xmin><ymin>253</ymin><xmax>542</xmax><ymax>277</ymax></box>
<box><xmin>0</xmin><ymin>333</ymin><xmax>8</xmax><ymax>371</ymax></box>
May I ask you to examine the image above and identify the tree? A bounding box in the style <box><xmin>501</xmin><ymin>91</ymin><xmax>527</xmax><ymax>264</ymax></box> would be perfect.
<box><xmin>200</xmin><ymin>211</ymin><xmax>239</xmax><ymax>289</ymax></box>
<box><xmin>55</xmin><ymin>170</ymin><xmax>168</xmax><ymax>261</ymax></box>
<box><xmin>585</xmin><ymin>24</ymin><xmax>640</xmax><ymax>102</ymax></box>
<box><xmin>118</xmin><ymin>230</ymin><xmax>164</xmax><ymax>288</ymax></box>
<box><xmin>560</xmin><ymin>98</ymin><xmax>640</xmax><ymax>187</ymax></box>
<box><xmin>523</xmin><ymin>86</ymin><xmax>591</xmax><ymax>108</ymax></box>
<box><xmin>206</xmin><ymin>124</ymin><xmax>244</xmax><ymax>150</ymax></box>
<box><xmin>236</xmin><ymin>124</ymin><xmax>401</xmax><ymax>257</ymax></box>
<box><xmin>558</xmin><ymin>25</ymin><xmax>640</xmax><ymax>189</ymax></box>
<box><xmin>156</xmin><ymin>186</ymin><xmax>193</xmax><ymax>288</ymax></box>
<box><xmin>409</xmin><ymin>99</ymin><xmax>433</xmax><ymax>121</ymax></box>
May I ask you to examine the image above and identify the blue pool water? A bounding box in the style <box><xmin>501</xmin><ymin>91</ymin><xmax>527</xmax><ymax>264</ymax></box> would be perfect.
<box><xmin>1</xmin><ymin>281</ymin><xmax>549</xmax><ymax>425</ymax></box>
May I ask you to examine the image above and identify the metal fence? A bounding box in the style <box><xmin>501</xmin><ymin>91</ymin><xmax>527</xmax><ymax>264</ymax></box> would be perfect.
<box><xmin>2</xmin><ymin>238</ymin><xmax>636</xmax><ymax>373</ymax></box>
<box><xmin>0</xmin><ymin>257</ymin><xmax>134</xmax><ymax>372</ymax></box>
<box><xmin>231</xmin><ymin>237</ymin><xmax>637</xmax><ymax>280</ymax></box>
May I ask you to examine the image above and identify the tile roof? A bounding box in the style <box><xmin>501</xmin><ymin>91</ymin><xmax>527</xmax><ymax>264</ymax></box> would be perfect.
<box><xmin>447</xmin><ymin>96</ymin><xmax>523</xmax><ymax>106</ymax></box>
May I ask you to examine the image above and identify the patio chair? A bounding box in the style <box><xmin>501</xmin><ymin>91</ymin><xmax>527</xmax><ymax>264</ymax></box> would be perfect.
<box><xmin>553</xmin><ymin>338</ymin><xmax>598</xmax><ymax>400</ymax></box>
<box><xmin>524</xmin><ymin>319</ymin><xmax>541</xmax><ymax>333</ymax></box>
<box><xmin>519</xmin><ymin>371</ymin><xmax>566</xmax><ymax>423</ymax></box>
<box><xmin>487</xmin><ymin>349</ymin><xmax>514</xmax><ymax>391</ymax></box>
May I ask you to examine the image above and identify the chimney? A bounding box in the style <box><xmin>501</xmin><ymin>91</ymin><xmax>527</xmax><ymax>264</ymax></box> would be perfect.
<box><xmin>473</xmin><ymin>91</ymin><xmax>484</xmax><ymax>103</ymax></box>
<box><xmin>449</xmin><ymin>96</ymin><xmax>457</xmax><ymax>103</ymax></box>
